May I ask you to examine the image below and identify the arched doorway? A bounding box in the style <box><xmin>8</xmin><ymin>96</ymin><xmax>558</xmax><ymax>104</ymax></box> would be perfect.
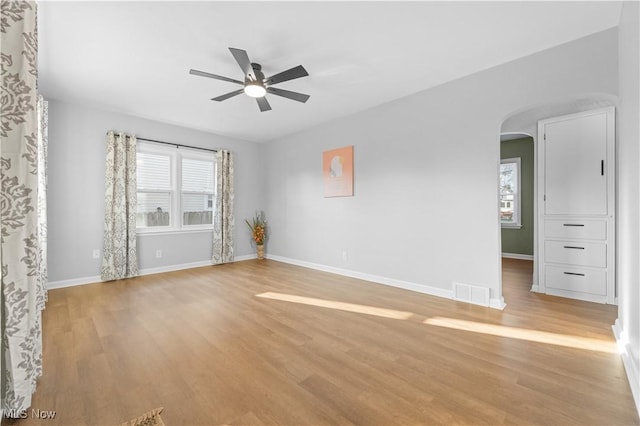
<box><xmin>497</xmin><ymin>94</ymin><xmax>617</xmax><ymax>306</ymax></box>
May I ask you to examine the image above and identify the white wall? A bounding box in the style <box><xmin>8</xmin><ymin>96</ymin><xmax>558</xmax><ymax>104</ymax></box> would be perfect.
<box><xmin>47</xmin><ymin>99</ymin><xmax>265</xmax><ymax>284</ymax></box>
<box><xmin>616</xmin><ymin>0</ymin><xmax>640</xmax><ymax>413</ymax></box>
<box><xmin>265</xmin><ymin>28</ymin><xmax>618</xmax><ymax>305</ymax></box>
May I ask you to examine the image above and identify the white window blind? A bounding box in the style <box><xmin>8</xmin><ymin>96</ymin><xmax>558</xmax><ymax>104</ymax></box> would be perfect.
<box><xmin>182</xmin><ymin>158</ymin><xmax>214</xmax><ymax>192</ymax></box>
<box><xmin>181</xmin><ymin>157</ymin><xmax>215</xmax><ymax>226</ymax></box>
<box><xmin>137</xmin><ymin>151</ymin><xmax>172</xmax><ymax>227</ymax></box>
<box><xmin>137</xmin><ymin>152</ymin><xmax>171</xmax><ymax>190</ymax></box>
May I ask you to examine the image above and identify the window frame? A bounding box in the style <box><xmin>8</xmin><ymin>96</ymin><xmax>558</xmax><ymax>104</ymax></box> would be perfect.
<box><xmin>136</xmin><ymin>143</ymin><xmax>175</xmax><ymax>232</ymax></box>
<box><xmin>500</xmin><ymin>157</ymin><xmax>522</xmax><ymax>229</ymax></box>
<box><xmin>179</xmin><ymin>149</ymin><xmax>216</xmax><ymax>231</ymax></box>
<box><xmin>136</xmin><ymin>141</ymin><xmax>216</xmax><ymax>234</ymax></box>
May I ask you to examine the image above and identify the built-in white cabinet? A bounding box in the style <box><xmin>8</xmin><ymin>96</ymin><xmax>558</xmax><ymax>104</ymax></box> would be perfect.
<box><xmin>544</xmin><ymin>112</ymin><xmax>609</xmax><ymax>216</ymax></box>
<box><xmin>537</xmin><ymin>108</ymin><xmax>615</xmax><ymax>304</ymax></box>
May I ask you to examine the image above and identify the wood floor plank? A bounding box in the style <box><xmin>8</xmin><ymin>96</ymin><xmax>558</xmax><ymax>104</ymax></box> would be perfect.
<box><xmin>5</xmin><ymin>258</ymin><xmax>638</xmax><ymax>425</ymax></box>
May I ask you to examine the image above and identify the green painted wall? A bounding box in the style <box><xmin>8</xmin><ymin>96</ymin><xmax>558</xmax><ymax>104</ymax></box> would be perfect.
<box><xmin>501</xmin><ymin>137</ymin><xmax>534</xmax><ymax>255</ymax></box>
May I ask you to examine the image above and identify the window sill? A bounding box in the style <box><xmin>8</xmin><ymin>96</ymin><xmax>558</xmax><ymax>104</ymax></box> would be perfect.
<box><xmin>137</xmin><ymin>228</ymin><xmax>213</xmax><ymax>237</ymax></box>
<box><xmin>501</xmin><ymin>224</ymin><xmax>523</xmax><ymax>229</ymax></box>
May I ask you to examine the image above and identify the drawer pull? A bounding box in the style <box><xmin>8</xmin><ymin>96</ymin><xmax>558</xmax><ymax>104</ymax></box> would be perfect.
<box><xmin>563</xmin><ymin>245</ymin><xmax>585</xmax><ymax>250</ymax></box>
<box><xmin>563</xmin><ymin>223</ymin><xmax>585</xmax><ymax>227</ymax></box>
<box><xmin>564</xmin><ymin>272</ymin><xmax>585</xmax><ymax>276</ymax></box>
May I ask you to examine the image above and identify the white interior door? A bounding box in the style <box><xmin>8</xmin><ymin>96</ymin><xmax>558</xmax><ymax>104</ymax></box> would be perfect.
<box><xmin>544</xmin><ymin>112</ymin><xmax>608</xmax><ymax>215</ymax></box>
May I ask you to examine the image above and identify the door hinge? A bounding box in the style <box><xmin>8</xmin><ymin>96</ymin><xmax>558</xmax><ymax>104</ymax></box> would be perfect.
<box><xmin>544</xmin><ymin>194</ymin><xmax>546</xmax><ymax>201</ymax></box>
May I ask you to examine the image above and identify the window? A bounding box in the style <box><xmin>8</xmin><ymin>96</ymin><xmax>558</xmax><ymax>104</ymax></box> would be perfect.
<box><xmin>136</xmin><ymin>142</ymin><xmax>216</xmax><ymax>233</ymax></box>
<box><xmin>137</xmin><ymin>151</ymin><xmax>172</xmax><ymax>228</ymax></box>
<box><xmin>181</xmin><ymin>158</ymin><xmax>215</xmax><ymax>226</ymax></box>
<box><xmin>500</xmin><ymin>157</ymin><xmax>521</xmax><ymax>228</ymax></box>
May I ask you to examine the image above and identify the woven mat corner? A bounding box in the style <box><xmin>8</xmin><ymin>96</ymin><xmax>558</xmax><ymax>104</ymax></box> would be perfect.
<box><xmin>120</xmin><ymin>407</ymin><xmax>165</xmax><ymax>426</ymax></box>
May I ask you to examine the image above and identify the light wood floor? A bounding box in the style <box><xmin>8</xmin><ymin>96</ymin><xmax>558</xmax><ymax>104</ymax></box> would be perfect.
<box><xmin>7</xmin><ymin>258</ymin><xmax>639</xmax><ymax>425</ymax></box>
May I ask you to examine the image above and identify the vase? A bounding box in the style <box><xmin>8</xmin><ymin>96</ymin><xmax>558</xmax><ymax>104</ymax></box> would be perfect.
<box><xmin>256</xmin><ymin>244</ymin><xmax>265</xmax><ymax>260</ymax></box>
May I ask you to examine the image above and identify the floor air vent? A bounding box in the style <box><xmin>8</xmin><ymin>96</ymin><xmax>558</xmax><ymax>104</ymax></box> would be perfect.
<box><xmin>453</xmin><ymin>282</ymin><xmax>490</xmax><ymax>307</ymax></box>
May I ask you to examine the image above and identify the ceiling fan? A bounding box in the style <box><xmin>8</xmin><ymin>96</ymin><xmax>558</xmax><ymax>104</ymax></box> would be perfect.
<box><xmin>189</xmin><ymin>47</ymin><xmax>310</xmax><ymax>112</ymax></box>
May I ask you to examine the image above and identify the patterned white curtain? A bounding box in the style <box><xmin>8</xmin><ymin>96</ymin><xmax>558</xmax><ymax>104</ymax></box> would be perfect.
<box><xmin>101</xmin><ymin>131</ymin><xmax>138</xmax><ymax>281</ymax></box>
<box><xmin>1</xmin><ymin>1</ymin><xmax>48</xmax><ymax>415</ymax></box>
<box><xmin>212</xmin><ymin>150</ymin><xmax>234</xmax><ymax>264</ymax></box>
<box><xmin>37</xmin><ymin>96</ymin><xmax>48</xmax><ymax>298</ymax></box>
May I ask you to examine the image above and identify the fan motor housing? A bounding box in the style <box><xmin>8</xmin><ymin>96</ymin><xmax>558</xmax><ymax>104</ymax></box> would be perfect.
<box><xmin>250</xmin><ymin>63</ymin><xmax>266</xmax><ymax>83</ymax></box>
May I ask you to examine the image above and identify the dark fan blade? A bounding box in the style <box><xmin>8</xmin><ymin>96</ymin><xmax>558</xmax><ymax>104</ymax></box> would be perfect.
<box><xmin>189</xmin><ymin>69</ymin><xmax>243</xmax><ymax>85</ymax></box>
<box><xmin>265</xmin><ymin>65</ymin><xmax>309</xmax><ymax>85</ymax></box>
<box><xmin>267</xmin><ymin>87</ymin><xmax>310</xmax><ymax>103</ymax></box>
<box><xmin>256</xmin><ymin>97</ymin><xmax>272</xmax><ymax>112</ymax></box>
<box><xmin>229</xmin><ymin>47</ymin><xmax>255</xmax><ymax>81</ymax></box>
<box><xmin>211</xmin><ymin>89</ymin><xmax>245</xmax><ymax>102</ymax></box>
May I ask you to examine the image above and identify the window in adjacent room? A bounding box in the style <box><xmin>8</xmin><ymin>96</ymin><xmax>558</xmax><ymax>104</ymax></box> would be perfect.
<box><xmin>136</xmin><ymin>141</ymin><xmax>216</xmax><ymax>233</ymax></box>
<box><xmin>500</xmin><ymin>157</ymin><xmax>521</xmax><ymax>228</ymax></box>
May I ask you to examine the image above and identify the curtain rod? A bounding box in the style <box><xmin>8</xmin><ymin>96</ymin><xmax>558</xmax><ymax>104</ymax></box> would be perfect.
<box><xmin>110</xmin><ymin>132</ymin><xmax>217</xmax><ymax>153</ymax></box>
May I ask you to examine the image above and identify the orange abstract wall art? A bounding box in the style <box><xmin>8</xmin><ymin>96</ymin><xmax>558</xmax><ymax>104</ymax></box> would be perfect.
<box><xmin>323</xmin><ymin>146</ymin><xmax>354</xmax><ymax>197</ymax></box>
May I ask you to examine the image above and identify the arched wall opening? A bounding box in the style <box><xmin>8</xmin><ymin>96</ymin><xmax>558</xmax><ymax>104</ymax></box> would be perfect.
<box><xmin>496</xmin><ymin>93</ymin><xmax>617</xmax><ymax>305</ymax></box>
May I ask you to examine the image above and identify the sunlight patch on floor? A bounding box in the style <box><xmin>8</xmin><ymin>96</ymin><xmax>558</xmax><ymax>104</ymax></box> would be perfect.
<box><xmin>424</xmin><ymin>316</ymin><xmax>617</xmax><ymax>353</ymax></box>
<box><xmin>255</xmin><ymin>292</ymin><xmax>413</xmax><ymax>320</ymax></box>
<box><xmin>256</xmin><ymin>292</ymin><xmax>616</xmax><ymax>353</ymax></box>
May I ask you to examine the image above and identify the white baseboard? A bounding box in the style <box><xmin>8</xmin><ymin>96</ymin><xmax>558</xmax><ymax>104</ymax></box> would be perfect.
<box><xmin>613</xmin><ymin>319</ymin><xmax>640</xmax><ymax>418</ymax></box>
<box><xmin>502</xmin><ymin>253</ymin><xmax>534</xmax><ymax>260</ymax></box>
<box><xmin>530</xmin><ymin>284</ymin><xmax>541</xmax><ymax>292</ymax></box>
<box><xmin>267</xmin><ymin>254</ymin><xmax>466</xmax><ymax>303</ymax></box>
<box><xmin>545</xmin><ymin>287</ymin><xmax>607</xmax><ymax>304</ymax></box>
<box><xmin>138</xmin><ymin>260</ymin><xmax>212</xmax><ymax>276</ymax></box>
<box><xmin>267</xmin><ymin>255</ymin><xmax>504</xmax><ymax>310</ymax></box>
<box><xmin>47</xmin><ymin>255</ymin><xmax>257</xmax><ymax>290</ymax></box>
<box><xmin>234</xmin><ymin>254</ymin><xmax>257</xmax><ymax>262</ymax></box>
<box><xmin>47</xmin><ymin>275</ymin><xmax>102</xmax><ymax>290</ymax></box>
<box><xmin>489</xmin><ymin>297</ymin><xmax>507</xmax><ymax>310</ymax></box>
<box><xmin>267</xmin><ymin>255</ymin><xmax>505</xmax><ymax>310</ymax></box>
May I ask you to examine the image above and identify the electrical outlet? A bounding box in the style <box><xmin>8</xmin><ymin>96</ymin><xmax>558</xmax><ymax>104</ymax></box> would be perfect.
<box><xmin>92</xmin><ymin>249</ymin><xmax>100</xmax><ymax>259</ymax></box>
<box><xmin>155</xmin><ymin>250</ymin><xmax>162</xmax><ymax>258</ymax></box>
<box><xmin>342</xmin><ymin>250</ymin><xmax>348</xmax><ymax>261</ymax></box>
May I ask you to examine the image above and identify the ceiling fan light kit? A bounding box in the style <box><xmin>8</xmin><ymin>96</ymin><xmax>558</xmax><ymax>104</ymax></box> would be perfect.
<box><xmin>190</xmin><ymin>47</ymin><xmax>310</xmax><ymax>112</ymax></box>
<box><xmin>244</xmin><ymin>82</ymin><xmax>266</xmax><ymax>98</ymax></box>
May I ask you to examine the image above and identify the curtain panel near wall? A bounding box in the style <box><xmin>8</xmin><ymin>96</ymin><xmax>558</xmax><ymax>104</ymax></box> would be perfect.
<box><xmin>212</xmin><ymin>150</ymin><xmax>234</xmax><ymax>264</ymax></box>
<box><xmin>101</xmin><ymin>131</ymin><xmax>138</xmax><ymax>281</ymax></box>
<box><xmin>1</xmin><ymin>1</ymin><xmax>48</xmax><ymax>415</ymax></box>
<box><xmin>37</xmin><ymin>97</ymin><xmax>48</xmax><ymax>300</ymax></box>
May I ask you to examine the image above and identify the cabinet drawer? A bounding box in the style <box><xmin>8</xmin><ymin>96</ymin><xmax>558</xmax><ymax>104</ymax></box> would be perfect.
<box><xmin>545</xmin><ymin>265</ymin><xmax>606</xmax><ymax>296</ymax></box>
<box><xmin>544</xmin><ymin>241</ymin><xmax>606</xmax><ymax>267</ymax></box>
<box><xmin>544</xmin><ymin>219</ymin><xmax>606</xmax><ymax>240</ymax></box>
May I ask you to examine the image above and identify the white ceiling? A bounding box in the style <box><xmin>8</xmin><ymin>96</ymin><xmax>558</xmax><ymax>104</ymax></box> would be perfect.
<box><xmin>38</xmin><ymin>1</ymin><xmax>623</xmax><ymax>143</ymax></box>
